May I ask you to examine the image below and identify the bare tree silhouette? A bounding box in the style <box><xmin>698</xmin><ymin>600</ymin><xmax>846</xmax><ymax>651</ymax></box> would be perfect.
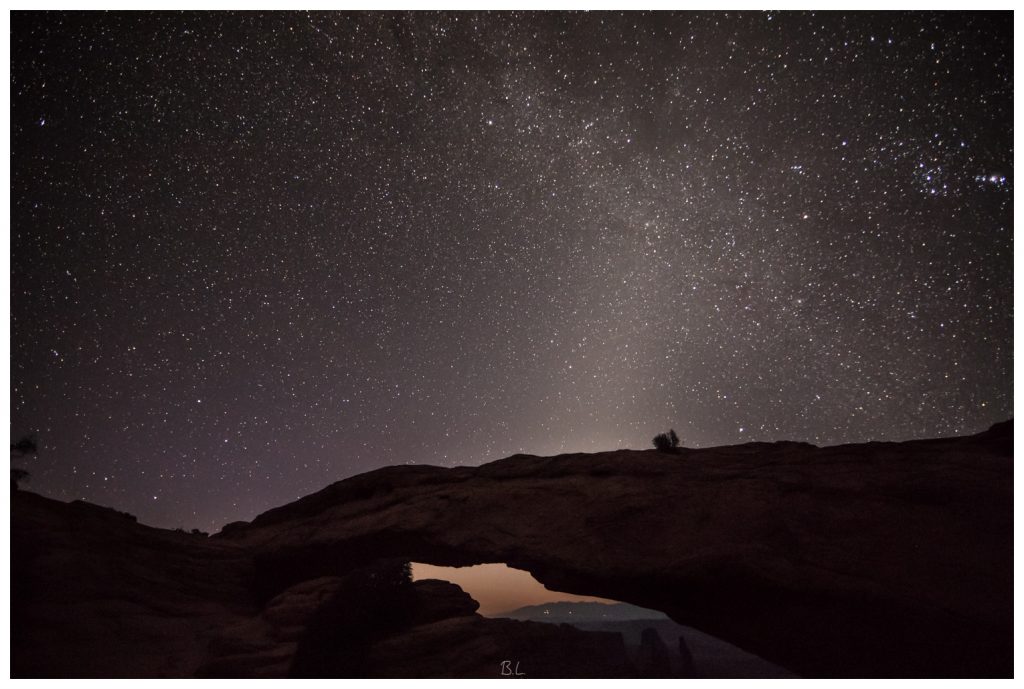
<box><xmin>11</xmin><ymin>434</ymin><xmax>37</xmax><ymax>489</ymax></box>
<box><xmin>652</xmin><ymin>429</ymin><xmax>680</xmax><ymax>453</ymax></box>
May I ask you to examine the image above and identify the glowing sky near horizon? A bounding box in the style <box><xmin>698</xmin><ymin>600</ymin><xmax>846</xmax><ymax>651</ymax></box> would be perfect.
<box><xmin>411</xmin><ymin>562</ymin><xmax>615</xmax><ymax>616</ymax></box>
<box><xmin>10</xmin><ymin>12</ymin><xmax>1012</xmax><ymax>530</ymax></box>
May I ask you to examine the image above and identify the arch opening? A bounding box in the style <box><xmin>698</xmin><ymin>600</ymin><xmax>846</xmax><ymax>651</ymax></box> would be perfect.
<box><xmin>410</xmin><ymin>561</ymin><xmax>796</xmax><ymax>678</ymax></box>
<box><xmin>411</xmin><ymin>561</ymin><xmax>620</xmax><ymax>616</ymax></box>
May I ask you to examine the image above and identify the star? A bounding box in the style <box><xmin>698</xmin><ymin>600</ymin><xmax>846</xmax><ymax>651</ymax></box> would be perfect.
<box><xmin>9</xmin><ymin>11</ymin><xmax>1012</xmax><ymax>530</ymax></box>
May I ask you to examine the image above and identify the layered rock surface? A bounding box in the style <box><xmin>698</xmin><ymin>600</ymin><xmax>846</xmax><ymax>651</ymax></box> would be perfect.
<box><xmin>12</xmin><ymin>421</ymin><xmax>1013</xmax><ymax>677</ymax></box>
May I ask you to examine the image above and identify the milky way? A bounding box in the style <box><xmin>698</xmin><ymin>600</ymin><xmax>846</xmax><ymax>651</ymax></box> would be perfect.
<box><xmin>11</xmin><ymin>11</ymin><xmax>1013</xmax><ymax>529</ymax></box>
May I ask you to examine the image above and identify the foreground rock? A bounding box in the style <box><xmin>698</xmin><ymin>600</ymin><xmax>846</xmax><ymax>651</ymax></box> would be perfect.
<box><xmin>197</xmin><ymin>571</ymin><xmax>634</xmax><ymax>678</ymax></box>
<box><xmin>363</xmin><ymin>607</ymin><xmax>633</xmax><ymax>678</ymax></box>
<box><xmin>11</xmin><ymin>492</ymin><xmax>254</xmax><ymax>677</ymax></box>
<box><xmin>289</xmin><ymin>572</ymin><xmax>633</xmax><ymax>678</ymax></box>
<box><xmin>11</xmin><ymin>499</ymin><xmax>633</xmax><ymax>678</ymax></box>
<box><xmin>11</xmin><ymin>421</ymin><xmax>1013</xmax><ymax>677</ymax></box>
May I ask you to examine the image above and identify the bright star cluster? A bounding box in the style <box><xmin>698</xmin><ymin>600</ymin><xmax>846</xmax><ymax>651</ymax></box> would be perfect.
<box><xmin>10</xmin><ymin>12</ymin><xmax>1012</xmax><ymax>529</ymax></box>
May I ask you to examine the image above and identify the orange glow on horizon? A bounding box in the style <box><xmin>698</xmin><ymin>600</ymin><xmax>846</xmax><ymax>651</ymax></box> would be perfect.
<box><xmin>411</xmin><ymin>562</ymin><xmax>615</xmax><ymax>616</ymax></box>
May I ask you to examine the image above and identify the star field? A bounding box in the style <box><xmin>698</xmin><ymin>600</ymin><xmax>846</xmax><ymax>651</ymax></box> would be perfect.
<box><xmin>10</xmin><ymin>12</ymin><xmax>1013</xmax><ymax>530</ymax></box>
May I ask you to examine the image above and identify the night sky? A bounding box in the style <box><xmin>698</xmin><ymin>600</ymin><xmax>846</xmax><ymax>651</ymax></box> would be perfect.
<box><xmin>11</xmin><ymin>11</ymin><xmax>1013</xmax><ymax>530</ymax></box>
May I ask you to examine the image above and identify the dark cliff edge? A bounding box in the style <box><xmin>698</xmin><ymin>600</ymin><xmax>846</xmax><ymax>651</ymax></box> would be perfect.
<box><xmin>12</xmin><ymin>421</ymin><xmax>1013</xmax><ymax>677</ymax></box>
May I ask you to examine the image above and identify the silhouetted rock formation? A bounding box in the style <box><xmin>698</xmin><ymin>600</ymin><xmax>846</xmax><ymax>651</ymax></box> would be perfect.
<box><xmin>356</xmin><ymin>583</ymin><xmax>635</xmax><ymax>678</ymax></box>
<box><xmin>637</xmin><ymin>628</ymin><xmax>672</xmax><ymax>677</ymax></box>
<box><xmin>678</xmin><ymin>632</ymin><xmax>697</xmax><ymax>678</ymax></box>
<box><xmin>11</xmin><ymin>491</ymin><xmax>252</xmax><ymax>677</ymax></box>
<box><xmin>201</xmin><ymin>570</ymin><xmax>635</xmax><ymax>678</ymax></box>
<box><xmin>11</xmin><ymin>421</ymin><xmax>1013</xmax><ymax>677</ymax></box>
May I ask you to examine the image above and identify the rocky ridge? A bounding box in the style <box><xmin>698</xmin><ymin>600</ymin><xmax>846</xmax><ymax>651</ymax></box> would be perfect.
<box><xmin>12</xmin><ymin>421</ymin><xmax>1013</xmax><ymax>677</ymax></box>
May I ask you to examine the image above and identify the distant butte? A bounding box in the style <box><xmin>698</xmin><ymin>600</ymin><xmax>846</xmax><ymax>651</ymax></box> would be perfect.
<box><xmin>12</xmin><ymin>421</ymin><xmax>1012</xmax><ymax>677</ymax></box>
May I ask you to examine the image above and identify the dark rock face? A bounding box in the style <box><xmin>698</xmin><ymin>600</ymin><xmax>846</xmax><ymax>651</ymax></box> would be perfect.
<box><xmin>678</xmin><ymin>633</ymin><xmax>697</xmax><ymax>678</ymax></box>
<box><xmin>636</xmin><ymin>628</ymin><xmax>672</xmax><ymax>677</ymax></box>
<box><xmin>11</xmin><ymin>421</ymin><xmax>1013</xmax><ymax>677</ymax></box>
<box><xmin>11</xmin><ymin>491</ymin><xmax>255</xmax><ymax>677</ymax></box>
<box><xmin>364</xmin><ymin>613</ymin><xmax>634</xmax><ymax>678</ymax></box>
<box><xmin>196</xmin><ymin>576</ymin><xmax>349</xmax><ymax>677</ymax></box>
<box><xmin>296</xmin><ymin>572</ymin><xmax>635</xmax><ymax>678</ymax></box>
<box><xmin>203</xmin><ymin>564</ymin><xmax>635</xmax><ymax>678</ymax></box>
